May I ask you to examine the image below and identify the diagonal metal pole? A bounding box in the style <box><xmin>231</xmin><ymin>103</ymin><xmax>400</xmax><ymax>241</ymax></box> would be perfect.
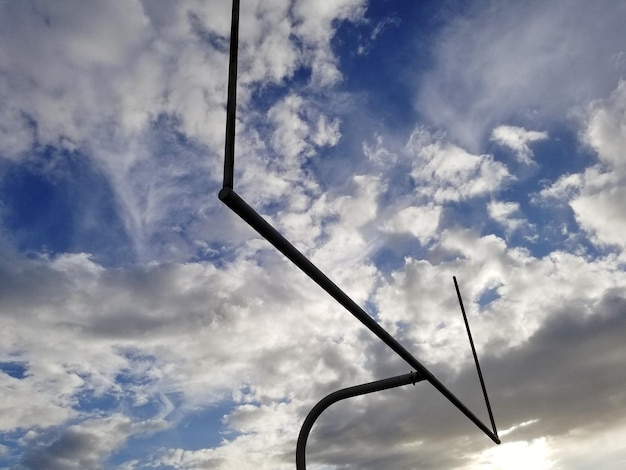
<box><xmin>454</xmin><ymin>276</ymin><xmax>498</xmax><ymax>437</ymax></box>
<box><xmin>296</xmin><ymin>371</ymin><xmax>425</xmax><ymax>470</ymax></box>
<box><xmin>219</xmin><ymin>188</ymin><xmax>500</xmax><ymax>444</ymax></box>
<box><xmin>218</xmin><ymin>0</ymin><xmax>500</xmax><ymax>451</ymax></box>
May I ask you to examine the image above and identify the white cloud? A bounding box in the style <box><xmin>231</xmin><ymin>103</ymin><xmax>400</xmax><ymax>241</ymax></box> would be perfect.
<box><xmin>310</xmin><ymin>174</ymin><xmax>385</xmax><ymax>291</ymax></box>
<box><xmin>266</xmin><ymin>94</ymin><xmax>340</xmax><ymax>168</ymax></box>
<box><xmin>406</xmin><ymin>128</ymin><xmax>512</xmax><ymax>203</ymax></box>
<box><xmin>382</xmin><ymin>204</ymin><xmax>441</xmax><ymax>244</ymax></box>
<box><xmin>0</xmin><ymin>244</ymin><xmax>376</xmax><ymax>468</ymax></box>
<box><xmin>535</xmin><ymin>173</ymin><xmax>583</xmax><ymax>202</ymax></box>
<box><xmin>416</xmin><ymin>1</ymin><xmax>626</xmax><ymax>151</ymax></box>
<box><xmin>550</xmin><ymin>418</ymin><xmax>626</xmax><ymax>470</ymax></box>
<box><xmin>570</xmin><ymin>183</ymin><xmax>626</xmax><ymax>251</ymax></box>
<box><xmin>2</xmin><ymin>2</ymin><xmax>626</xmax><ymax>469</ymax></box>
<box><xmin>491</xmin><ymin>125</ymin><xmax>548</xmax><ymax>164</ymax></box>
<box><xmin>0</xmin><ymin>371</ymin><xmax>78</xmax><ymax>431</ymax></box>
<box><xmin>583</xmin><ymin>80</ymin><xmax>626</xmax><ymax>171</ymax></box>
<box><xmin>312</xmin><ymin>114</ymin><xmax>342</xmax><ymax>147</ymax></box>
<box><xmin>0</xmin><ymin>107</ymin><xmax>36</xmax><ymax>160</ymax></box>
<box><xmin>487</xmin><ymin>200</ymin><xmax>526</xmax><ymax>234</ymax></box>
<box><xmin>0</xmin><ymin>0</ymin><xmax>364</xmax><ymax>262</ymax></box>
<box><xmin>536</xmin><ymin>81</ymin><xmax>626</xmax><ymax>254</ymax></box>
<box><xmin>292</xmin><ymin>0</ymin><xmax>367</xmax><ymax>86</ymax></box>
<box><xmin>269</xmin><ymin>94</ymin><xmax>312</xmax><ymax>163</ymax></box>
<box><xmin>571</xmin><ymin>81</ymin><xmax>626</xmax><ymax>252</ymax></box>
<box><xmin>363</xmin><ymin>134</ymin><xmax>398</xmax><ymax>168</ymax></box>
<box><xmin>375</xmin><ymin>228</ymin><xmax>626</xmax><ymax>370</ymax></box>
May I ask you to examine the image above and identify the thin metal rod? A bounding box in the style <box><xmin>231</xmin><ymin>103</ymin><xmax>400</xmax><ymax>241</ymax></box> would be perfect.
<box><xmin>223</xmin><ymin>0</ymin><xmax>240</xmax><ymax>189</ymax></box>
<box><xmin>453</xmin><ymin>276</ymin><xmax>498</xmax><ymax>438</ymax></box>
<box><xmin>297</xmin><ymin>372</ymin><xmax>425</xmax><ymax>470</ymax></box>
<box><xmin>218</xmin><ymin>187</ymin><xmax>500</xmax><ymax>444</ymax></box>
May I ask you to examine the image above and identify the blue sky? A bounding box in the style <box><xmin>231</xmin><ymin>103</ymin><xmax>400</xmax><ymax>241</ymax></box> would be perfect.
<box><xmin>1</xmin><ymin>1</ymin><xmax>626</xmax><ymax>468</ymax></box>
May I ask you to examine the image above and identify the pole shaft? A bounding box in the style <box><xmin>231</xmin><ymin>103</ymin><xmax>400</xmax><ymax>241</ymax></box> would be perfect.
<box><xmin>219</xmin><ymin>188</ymin><xmax>500</xmax><ymax>444</ymax></box>
<box><xmin>223</xmin><ymin>0</ymin><xmax>240</xmax><ymax>189</ymax></box>
<box><xmin>454</xmin><ymin>276</ymin><xmax>498</xmax><ymax>438</ymax></box>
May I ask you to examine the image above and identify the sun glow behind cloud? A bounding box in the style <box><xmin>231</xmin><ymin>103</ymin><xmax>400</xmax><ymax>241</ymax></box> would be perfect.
<box><xmin>1</xmin><ymin>1</ymin><xmax>626</xmax><ymax>469</ymax></box>
<box><xmin>472</xmin><ymin>437</ymin><xmax>555</xmax><ymax>470</ymax></box>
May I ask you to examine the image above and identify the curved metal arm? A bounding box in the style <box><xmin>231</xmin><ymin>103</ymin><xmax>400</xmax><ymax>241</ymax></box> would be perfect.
<box><xmin>297</xmin><ymin>372</ymin><xmax>425</xmax><ymax>470</ymax></box>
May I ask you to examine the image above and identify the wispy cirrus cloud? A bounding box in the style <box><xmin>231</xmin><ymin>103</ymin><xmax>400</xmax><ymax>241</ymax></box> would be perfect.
<box><xmin>415</xmin><ymin>0</ymin><xmax>626</xmax><ymax>152</ymax></box>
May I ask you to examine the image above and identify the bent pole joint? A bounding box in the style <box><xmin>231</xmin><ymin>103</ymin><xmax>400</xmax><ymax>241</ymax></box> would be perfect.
<box><xmin>219</xmin><ymin>1</ymin><xmax>500</xmax><ymax>467</ymax></box>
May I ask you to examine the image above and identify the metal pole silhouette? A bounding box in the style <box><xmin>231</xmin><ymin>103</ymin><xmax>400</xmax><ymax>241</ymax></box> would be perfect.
<box><xmin>223</xmin><ymin>0</ymin><xmax>239</xmax><ymax>190</ymax></box>
<box><xmin>219</xmin><ymin>188</ymin><xmax>500</xmax><ymax>445</ymax></box>
<box><xmin>454</xmin><ymin>276</ymin><xmax>498</xmax><ymax>438</ymax></box>
<box><xmin>218</xmin><ymin>0</ymin><xmax>500</xmax><ymax>466</ymax></box>
<box><xmin>296</xmin><ymin>372</ymin><xmax>425</xmax><ymax>470</ymax></box>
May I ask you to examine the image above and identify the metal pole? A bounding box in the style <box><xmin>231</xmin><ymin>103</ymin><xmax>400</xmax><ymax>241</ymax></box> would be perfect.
<box><xmin>219</xmin><ymin>188</ymin><xmax>500</xmax><ymax>445</ymax></box>
<box><xmin>223</xmin><ymin>0</ymin><xmax>240</xmax><ymax>189</ymax></box>
<box><xmin>454</xmin><ymin>276</ymin><xmax>498</xmax><ymax>437</ymax></box>
<box><xmin>218</xmin><ymin>1</ymin><xmax>501</xmax><ymax>460</ymax></box>
<box><xmin>296</xmin><ymin>372</ymin><xmax>425</xmax><ymax>470</ymax></box>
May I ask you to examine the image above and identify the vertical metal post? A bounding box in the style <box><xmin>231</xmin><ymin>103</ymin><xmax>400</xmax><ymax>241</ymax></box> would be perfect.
<box><xmin>223</xmin><ymin>0</ymin><xmax>240</xmax><ymax>189</ymax></box>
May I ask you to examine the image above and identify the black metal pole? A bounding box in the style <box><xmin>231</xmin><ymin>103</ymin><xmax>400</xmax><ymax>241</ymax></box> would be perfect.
<box><xmin>219</xmin><ymin>188</ymin><xmax>500</xmax><ymax>445</ymax></box>
<box><xmin>219</xmin><ymin>0</ymin><xmax>500</xmax><ymax>456</ymax></box>
<box><xmin>223</xmin><ymin>0</ymin><xmax>240</xmax><ymax>189</ymax></box>
<box><xmin>454</xmin><ymin>276</ymin><xmax>498</xmax><ymax>437</ymax></box>
<box><xmin>296</xmin><ymin>372</ymin><xmax>425</xmax><ymax>470</ymax></box>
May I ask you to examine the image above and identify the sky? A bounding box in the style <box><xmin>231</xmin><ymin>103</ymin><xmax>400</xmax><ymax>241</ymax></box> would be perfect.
<box><xmin>1</xmin><ymin>0</ymin><xmax>626</xmax><ymax>469</ymax></box>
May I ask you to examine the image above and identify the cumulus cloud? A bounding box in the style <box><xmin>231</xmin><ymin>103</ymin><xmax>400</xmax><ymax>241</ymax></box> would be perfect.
<box><xmin>0</xmin><ymin>3</ymin><xmax>375</xmax><ymax>466</ymax></box>
<box><xmin>568</xmin><ymin>81</ymin><xmax>626</xmax><ymax>253</ymax></box>
<box><xmin>0</xmin><ymin>0</ymin><xmax>364</xmax><ymax>263</ymax></box>
<box><xmin>0</xmin><ymin>244</ymin><xmax>376</xmax><ymax>468</ymax></box>
<box><xmin>536</xmin><ymin>81</ymin><xmax>626</xmax><ymax>255</ymax></box>
<box><xmin>584</xmin><ymin>81</ymin><xmax>626</xmax><ymax>170</ymax></box>
<box><xmin>491</xmin><ymin>125</ymin><xmax>548</xmax><ymax>164</ymax></box>
<box><xmin>382</xmin><ymin>204</ymin><xmax>442</xmax><ymax>245</ymax></box>
<box><xmin>406</xmin><ymin>128</ymin><xmax>511</xmax><ymax>204</ymax></box>
<box><xmin>2</xmin><ymin>1</ymin><xmax>626</xmax><ymax>469</ymax></box>
<box><xmin>267</xmin><ymin>94</ymin><xmax>340</xmax><ymax>168</ymax></box>
<box><xmin>306</xmin><ymin>229</ymin><xmax>626</xmax><ymax>469</ymax></box>
<box><xmin>487</xmin><ymin>200</ymin><xmax>527</xmax><ymax>235</ymax></box>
